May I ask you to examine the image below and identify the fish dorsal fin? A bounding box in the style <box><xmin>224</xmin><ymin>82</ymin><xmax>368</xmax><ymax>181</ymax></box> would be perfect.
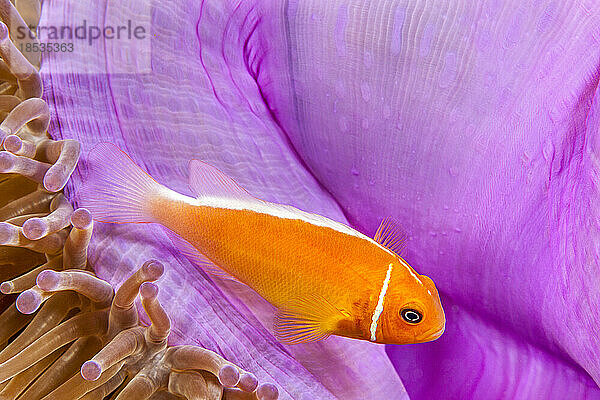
<box><xmin>373</xmin><ymin>218</ymin><xmax>407</xmax><ymax>256</ymax></box>
<box><xmin>162</xmin><ymin>227</ymin><xmax>241</xmax><ymax>284</ymax></box>
<box><xmin>274</xmin><ymin>295</ymin><xmax>348</xmax><ymax>345</ymax></box>
<box><xmin>188</xmin><ymin>160</ymin><xmax>256</xmax><ymax>201</ymax></box>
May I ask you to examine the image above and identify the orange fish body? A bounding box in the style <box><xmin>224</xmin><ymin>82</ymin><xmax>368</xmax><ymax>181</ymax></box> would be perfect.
<box><xmin>82</xmin><ymin>144</ymin><xmax>445</xmax><ymax>345</ymax></box>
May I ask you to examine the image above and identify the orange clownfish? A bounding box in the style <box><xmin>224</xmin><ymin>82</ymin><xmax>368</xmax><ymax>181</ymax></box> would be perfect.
<box><xmin>81</xmin><ymin>143</ymin><xmax>445</xmax><ymax>345</ymax></box>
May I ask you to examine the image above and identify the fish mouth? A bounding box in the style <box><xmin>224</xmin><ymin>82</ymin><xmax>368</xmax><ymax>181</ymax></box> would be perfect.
<box><xmin>415</xmin><ymin>325</ymin><xmax>445</xmax><ymax>342</ymax></box>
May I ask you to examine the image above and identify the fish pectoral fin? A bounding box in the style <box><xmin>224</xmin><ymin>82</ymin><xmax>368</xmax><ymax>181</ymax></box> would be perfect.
<box><xmin>274</xmin><ymin>295</ymin><xmax>348</xmax><ymax>345</ymax></box>
<box><xmin>162</xmin><ymin>227</ymin><xmax>242</xmax><ymax>284</ymax></box>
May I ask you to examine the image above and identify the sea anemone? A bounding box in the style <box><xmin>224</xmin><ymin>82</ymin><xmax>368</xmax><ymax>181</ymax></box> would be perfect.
<box><xmin>0</xmin><ymin>1</ymin><xmax>279</xmax><ymax>398</ymax></box>
<box><xmin>0</xmin><ymin>112</ymin><xmax>277</xmax><ymax>400</ymax></box>
<box><xmin>4</xmin><ymin>0</ymin><xmax>600</xmax><ymax>399</ymax></box>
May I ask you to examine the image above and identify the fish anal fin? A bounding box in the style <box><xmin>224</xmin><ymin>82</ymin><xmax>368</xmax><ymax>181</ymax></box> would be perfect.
<box><xmin>274</xmin><ymin>295</ymin><xmax>347</xmax><ymax>345</ymax></box>
<box><xmin>373</xmin><ymin>217</ymin><xmax>408</xmax><ymax>256</ymax></box>
<box><xmin>162</xmin><ymin>227</ymin><xmax>241</xmax><ymax>284</ymax></box>
<box><xmin>188</xmin><ymin>160</ymin><xmax>256</xmax><ymax>202</ymax></box>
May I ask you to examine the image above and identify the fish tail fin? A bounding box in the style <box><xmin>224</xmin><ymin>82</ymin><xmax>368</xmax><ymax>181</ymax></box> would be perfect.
<box><xmin>79</xmin><ymin>143</ymin><xmax>163</xmax><ymax>224</ymax></box>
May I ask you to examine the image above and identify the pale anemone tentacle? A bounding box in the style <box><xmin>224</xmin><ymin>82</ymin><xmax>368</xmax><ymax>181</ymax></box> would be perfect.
<box><xmin>3</xmin><ymin>134</ymin><xmax>37</xmax><ymax>157</ymax></box>
<box><xmin>0</xmin><ymin>187</ymin><xmax>55</xmax><ymax>221</ymax></box>
<box><xmin>0</xmin><ymin>97</ymin><xmax>50</xmax><ymax>138</ymax></box>
<box><xmin>63</xmin><ymin>208</ymin><xmax>93</xmax><ymax>269</ymax></box>
<box><xmin>0</xmin><ymin>151</ymin><xmax>52</xmax><ymax>183</ymax></box>
<box><xmin>0</xmin><ymin>255</ymin><xmax>61</xmax><ymax>294</ymax></box>
<box><xmin>21</xmin><ymin>194</ymin><xmax>74</xmax><ymax>240</ymax></box>
<box><xmin>0</xmin><ymin>19</ymin><xmax>40</xmax><ymax>98</ymax></box>
<box><xmin>0</xmin><ymin>1</ymin><xmax>41</xmax><ymax>68</ymax></box>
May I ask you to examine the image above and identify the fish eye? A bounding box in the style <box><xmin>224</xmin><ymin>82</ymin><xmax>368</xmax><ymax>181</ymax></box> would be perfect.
<box><xmin>400</xmin><ymin>308</ymin><xmax>422</xmax><ymax>324</ymax></box>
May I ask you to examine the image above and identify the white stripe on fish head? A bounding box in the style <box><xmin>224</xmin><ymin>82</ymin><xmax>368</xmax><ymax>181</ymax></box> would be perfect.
<box><xmin>369</xmin><ymin>263</ymin><xmax>394</xmax><ymax>342</ymax></box>
<box><xmin>397</xmin><ymin>256</ymin><xmax>423</xmax><ymax>286</ymax></box>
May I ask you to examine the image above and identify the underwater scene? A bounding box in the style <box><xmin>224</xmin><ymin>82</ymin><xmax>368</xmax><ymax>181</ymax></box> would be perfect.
<box><xmin>0</xmin><ymin>0</ymin><xmax>599</xmax><ymax>399</ymax></box>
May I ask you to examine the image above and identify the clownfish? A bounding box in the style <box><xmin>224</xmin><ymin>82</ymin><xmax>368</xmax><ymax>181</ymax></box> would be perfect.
<box><xmin>80</xmin><ymin>143</ymin><xmax>445</xmax><ymax>345</ymax></box>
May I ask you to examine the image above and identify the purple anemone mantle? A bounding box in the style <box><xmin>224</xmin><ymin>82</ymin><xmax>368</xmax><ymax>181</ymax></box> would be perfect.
<box><xmin>41</xmin><ymin>0</ymin><xmax>600</xmax><ymax>399</ymax></box>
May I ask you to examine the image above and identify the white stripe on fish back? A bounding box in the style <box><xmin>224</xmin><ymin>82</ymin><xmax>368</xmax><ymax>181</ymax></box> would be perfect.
<box><xmin>369</xmin><ymin>263</ymin><xmax>394</xmax><ymax>342</ymax></box>
<box><xmin>166</xmin><ymin>190</ymin><xmax>424</xmax><ymax>284</ymax></box>
<box><xmin>196</xmin><ymin>196</ymin><xmax>370</xmax><ymax>239</ymax></box>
